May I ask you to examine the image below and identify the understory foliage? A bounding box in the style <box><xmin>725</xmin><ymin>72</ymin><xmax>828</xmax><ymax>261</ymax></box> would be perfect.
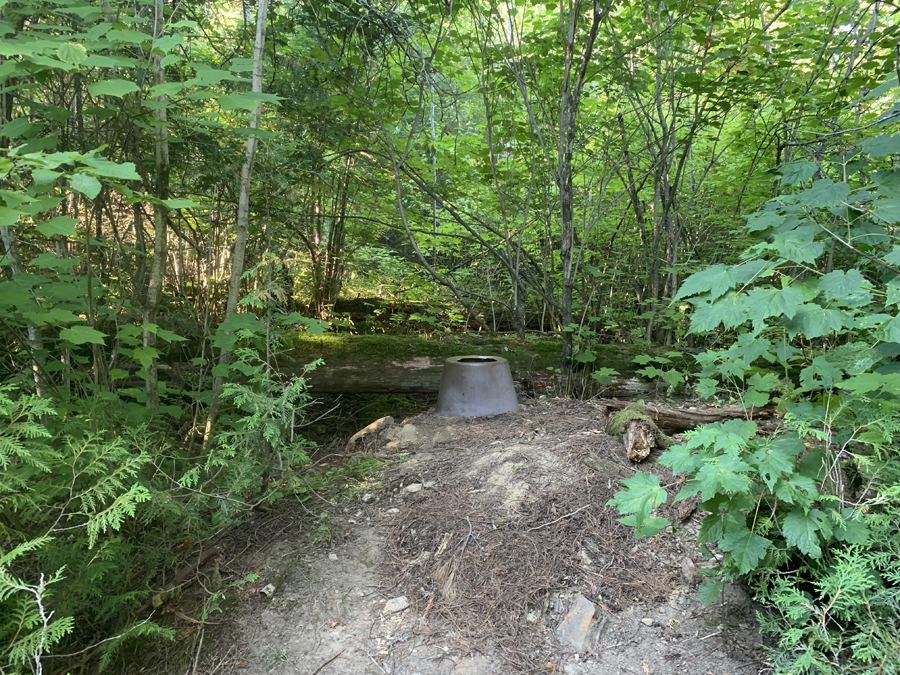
<box><xmin>610</xmin><ymin>139</ymin><xmax>900</xmax><ymax>673</ymax></box>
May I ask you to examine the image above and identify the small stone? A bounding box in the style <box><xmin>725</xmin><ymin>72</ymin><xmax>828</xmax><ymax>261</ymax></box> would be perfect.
<box><xmin>383</xmin><ymin>596</ymin><xmax>410</xmax><ymax>614</ymax></box>
<box><xmin>681</xmin><ymin>557</ymin><xmax>697</xmax><ymax>585</ymax></box>
<box><xmin>556</xmin><ymin>594</ymin><xmax>596</xmax><ymax>651</ymax></box>
<box><xmin>361</xmin><ymin>493</ymin><xmax>375</xmax><ymax>503</ymax></box>
<box><xmin>386</xmin><ymin>508</ymin><xmax>400</xmax><ymax>514</ymax></box>
<box><xmin>432</xmin><ymin>427</ymin><xmax>455</xmax><ymax>444</ymax></box>
<box><xmin>328</xmin><ymin>553</ymin><xmax>338</xmax><ymax>561</ymax></box>
<box><xmin>641</xmin><ymin>618</ymin><xmax>654</xmax><ymax>626</ymax></box>
<box><xmin>423</xmin><ymin>481</ymin><xmax>435</xmax><ymax>488</ymax></box>
<box><xmin>385</xmin><ymin>424</ymin><xmax>419</xmax><ymax>448</ymax></box>
<box><xmin>404</xmin><ymin>483</ymin><xmax>423</xmax><ymax>493</ymax></box>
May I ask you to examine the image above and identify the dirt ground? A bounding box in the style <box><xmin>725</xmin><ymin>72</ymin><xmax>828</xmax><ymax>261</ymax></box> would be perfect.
<box><xmin>160</xmin><ymin>398</ymin><xmax>773</xmax><ymax>675</ymax></box>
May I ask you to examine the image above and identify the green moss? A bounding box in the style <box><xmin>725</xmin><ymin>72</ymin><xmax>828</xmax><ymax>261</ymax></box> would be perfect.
<box><xmin>605</xmin><ymin>403</ymin><xmax>672</xmax><ymax>447</ymax></box>
<box><xmin>285</xmin><ymin>331</ymin><xmax>680</xmax><ymax>377</ymax></box>
<box><xmin>286</xmin><ymin>332</ymin><xmax>564</xmax><ymax>371</ymax></box>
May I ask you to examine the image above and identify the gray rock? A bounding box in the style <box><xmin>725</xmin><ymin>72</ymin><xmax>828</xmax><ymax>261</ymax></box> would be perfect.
<box><xmin>383</xmin><ymin>596</ymin><xmax>410</xmax><ymax>614</ymax></box>
<box><xmin>361</xmin><ymin>493</ymin><xmax>375</xmax><ymax>503</ymax></box>
<box><xmin>641</xmin><ymin>618</ymin><xmax>654</xmax><ymax>626</ymax></box>
<box><xmin>404</xmin><ymin>483</ymin><xmax>423</xmax><ymax>493</ymax></box>
<box><xmin>432</xmin><ymin>427</ymin><xmax>455</xmax><ymax>444</ymax></box>
<box><xmin>386</xmin><ymin>424</ymin><xmax>419</xmax><ymax>448</ymax></box>
<box><xmin>556</xmin><ymin>594</ymin><xmax>596</xmax><ymax>651</ymax></box>
<box><xmin>328</xmin><ymin>553</ymin><xmax>338</xmax><ymax>561</ymax></box>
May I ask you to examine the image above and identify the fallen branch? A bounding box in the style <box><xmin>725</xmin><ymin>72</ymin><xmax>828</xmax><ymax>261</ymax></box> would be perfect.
<box><xmin>310</xmin><ymin>650</ymin><xmax>344</xmax><ymax>675</ymax></box>
<box><xmin>528</xmin><ymin>505</ymin><xmax>591</xmax><ymax>531</ymax></box>
<box><xmin>171</xmin><ymin>609</ymin><xmax>226</xmax><ymax>625</ymax></box>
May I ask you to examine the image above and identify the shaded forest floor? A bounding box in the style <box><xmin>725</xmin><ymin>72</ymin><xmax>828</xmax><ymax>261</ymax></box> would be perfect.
<box><xmin>140</xmin><ymin>399</ymin><xmax>772</xmax><ymax>675</ymax></box>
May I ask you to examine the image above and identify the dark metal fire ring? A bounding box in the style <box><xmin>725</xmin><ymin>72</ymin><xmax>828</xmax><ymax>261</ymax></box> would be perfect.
<box><xmin>433</xmin><ymin>355</ymin><xmax>518</xmax><ymax>417</ymax></box>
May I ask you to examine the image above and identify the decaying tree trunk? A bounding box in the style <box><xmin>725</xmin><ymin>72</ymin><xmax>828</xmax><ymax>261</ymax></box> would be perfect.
<box><xmin>622</xmin><ymin>419</ymin><xmax>656</xmax><ymax>462</ymax></box>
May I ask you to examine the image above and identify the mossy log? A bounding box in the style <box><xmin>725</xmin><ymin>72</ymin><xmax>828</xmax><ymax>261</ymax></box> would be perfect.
<box><xmin>598</xmin><ymin>399</ymin><xmax>776</xmax><ymax>432</ymax></box>
<box><xmin>283</xmin><ymin>357</ymin><xmax>444</xmax><ymax>393</ymax></box>
<box><xmin>605</xmin><ymin>403</ymin><xmax>672</xmax><ymax>462</ymax></box>
<box><xmin>282</xmin><ymin>358</ymin><xmax>660</xmax><ymax>396</ymax></box>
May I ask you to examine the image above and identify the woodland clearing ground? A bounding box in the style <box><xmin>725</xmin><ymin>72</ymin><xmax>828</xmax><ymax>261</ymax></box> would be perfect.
<box><xmin>135</xmin><ymin>398</ymin><xmax>771</xmax><ymax>675</ymax></box>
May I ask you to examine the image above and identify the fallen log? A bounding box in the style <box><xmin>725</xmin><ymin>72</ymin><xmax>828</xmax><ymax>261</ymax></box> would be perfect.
<box><xmin>286</xmin><ymin>359</ymin><xmax>660</xmax><ymax>396</ymax></box>
<box><xmin>597</xmin><ymin>399</ymin><xmax>777</xmax><ymax>432</ymax></box>
<box><xmin>283</xmin><ymin>357</ymin><xmax>444</xmax><ymax>393</ymax></box>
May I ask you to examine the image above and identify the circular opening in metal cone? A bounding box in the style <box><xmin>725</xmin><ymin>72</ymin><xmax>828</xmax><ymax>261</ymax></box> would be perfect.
<box><xmin>458</xmin><ymin>357</ymin><xmax>496</xmax><ymax>363</ymax></box>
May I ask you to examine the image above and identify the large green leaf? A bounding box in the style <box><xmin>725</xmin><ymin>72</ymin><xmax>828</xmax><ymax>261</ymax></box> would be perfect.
<box><xmin>779</xmin><ymin>161</ymin><xmax>817</xmax><ymax>186</ymax></box>
<box><xmin>769</xmin><ymin>226</ymin><xmax>824</xmax><ymax>264</ymax></box>
<box><xmin>606</xmin><ymin>472</ymin><xmax>668</xmax><ymax>537</ymax></box>
<box><xmin>694</xmin><ymin>455</ymin><xmax>753</xmax><ymax>500</ymax></box>
<box><xmin>698</xmin><ymin>580</ymin><xmax>724</xmax><ymax>607</ymax></box>
<box><xmin>56</xmin><ymin>42</ymin><xmax>87</xmax><ymax>65</ymax></box>
<box><xmin>745</xmin><ymin>209</ymin><xmax>785</xmax><ymax>231</ymax></box>
<box><xmin>719</xmin><ymin>527</ymin><xmax>771</xmax><ymax>573</ymax></box>
<box><xmin>749</xmin><ymin>434</ymin><xmax>801</xmax><ymax>489</ymax></box>
<box><xmin>799</xmin><ymin>355</ymin><xmax>842</xmax><ymax>390</ymax></box>
<box><xmin>766</xmin><ymin>286</ymin><xmax>804</xmax><ymax>320</ymax></box>
<box><xmin>88</xmin><ymin>79</ymin><xmax>139</xmax><ymax>98</ymax></box>
<box><xmin>685</xmin><ymin>419</ymin><xmax>757</xmax><ymax>454</ymax></box>
<box><xmin>873</xmin><ymin>197</ymin><xmax>900</xmax><ymax>224</ymax></box>
<box><xmin>860</xmin><ymin>134</ymin><xmax>900</xmax><ymax>157</ymax></box>
<box><xmin>675</xmin><ymin>264</ymin><xmax>735</xmax><ymax>300</ymax></box>
<box><xmin>659</xmin><ymin>443</ymin><xmax>702</xmax><ymax>474</ymax></box>
<box><xmin>787</xmin><ymin>305</ymin><xmax>844</xmax><ymax>338</ymax></box>
<box><xmin>70</xmin><ymin>173</ymin><xmax>101</xmax><ymax>199</ymax></box>
<box><xmin>829</xmin><ymin>508</ymin><xmax>869</xmax><ymax>545</ymax></box>
<box><xmin>82</xmin><ymin>157</ymin><xmax>140</xmax><ymax>180</ymax></box>
<box><xmin>798</xmin><ymin>179</ymin><xmax>849</xmax><ymax>208</ymax></box>
<box><xmin>60</xmin><ymin>325</ymin><xmax>106</xmax><ymax>345</ymax></box>
<box><xmin>782</xmin><ymin>508</ymin><xmax>831</xmax><ymax>558</ymax></box>
<box><xmin>818</xmin><ymin>269</ymin><xmax>872</xmax><ymax>306</ymax></box>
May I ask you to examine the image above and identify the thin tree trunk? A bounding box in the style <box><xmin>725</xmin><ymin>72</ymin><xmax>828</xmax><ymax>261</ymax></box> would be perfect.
<box><xmin>0</xmin><ymin>34</ymin><xmax>45</xmax><ymax>396</ymax></box>
<box><xmin>557</xmin><ymin>0</ymin><xmax>609</xmax><ymax>392</ymax></box>
<box><xmin>0</xmin><ymin>227</ymin><xmax>46</xmax><ymax>396</ymax></box>
<box><xmin>144</xmin><ymin>0</ymin><xmax>170</xmax><ymax>411</ymax></box>
<box><xmin>203</xmin><ymin>0</ymin><xmax>269</xmax><ymax>447</ymax></box>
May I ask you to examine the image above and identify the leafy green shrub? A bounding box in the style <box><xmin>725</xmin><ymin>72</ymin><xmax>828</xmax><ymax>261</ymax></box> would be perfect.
<box><xmin>609</xmin><ymin>142</ymin><xmax>900</xmax><ymax>673</ymax></box>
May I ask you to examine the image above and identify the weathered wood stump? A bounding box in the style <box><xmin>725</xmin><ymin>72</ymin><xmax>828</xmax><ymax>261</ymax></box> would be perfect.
<box><xmin>622</xmin><ymin>418</ymin><xmax>657</xmax><ymax>462</ymax></box>
<box><xmin>604</xmin><ymin>403</ymin><xmax>672</xmax><ymax>463</ymax></box>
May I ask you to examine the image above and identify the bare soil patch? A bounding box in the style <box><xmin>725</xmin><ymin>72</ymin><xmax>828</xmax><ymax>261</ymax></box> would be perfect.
<box><xmin>152</xmin><ymin>398</ymin><xmax>772</xmax><ymax>675</ymax></box>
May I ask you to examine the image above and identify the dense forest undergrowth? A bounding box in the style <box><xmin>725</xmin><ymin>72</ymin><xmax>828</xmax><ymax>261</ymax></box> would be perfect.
<box><xmin>2</xmin><ymin>0</ymin><xmax>900</xmax><ymax>673</ymax></box>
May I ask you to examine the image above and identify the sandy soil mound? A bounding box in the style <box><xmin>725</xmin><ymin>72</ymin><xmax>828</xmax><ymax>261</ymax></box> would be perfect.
<box><xmin>168</xmin><ymin>398</ymin><xmax>771</xmax><ymax>675</ymax></box>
